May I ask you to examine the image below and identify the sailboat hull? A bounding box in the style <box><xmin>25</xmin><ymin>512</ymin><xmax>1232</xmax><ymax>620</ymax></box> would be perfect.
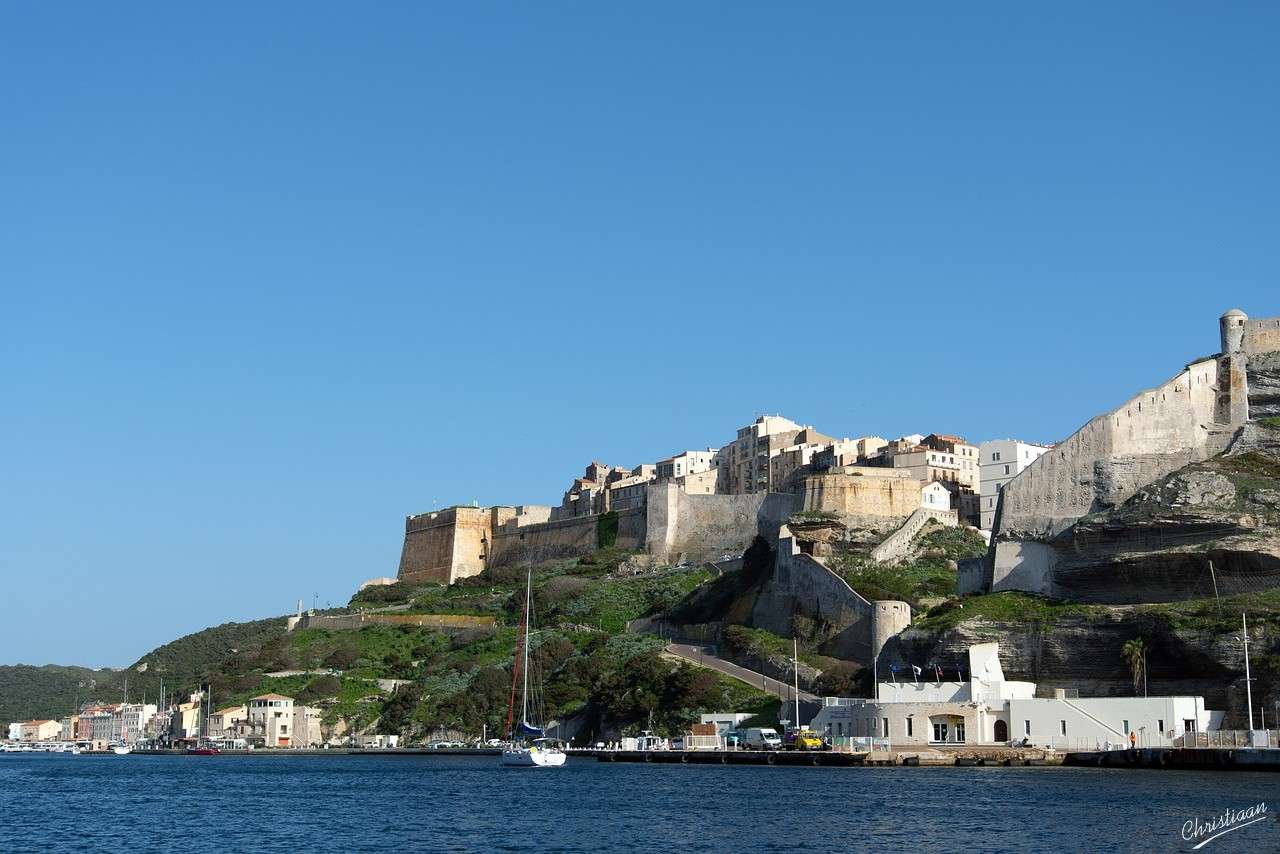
<box><xmin>501</xmin><ymin>746</ymin><xmax>566</xmax><ymax>767</ymax></box>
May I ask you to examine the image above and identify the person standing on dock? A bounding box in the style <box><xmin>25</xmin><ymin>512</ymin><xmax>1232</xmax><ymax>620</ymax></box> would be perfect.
<box><xmin>1129</xmin><ymin>732</ymin><xmax>1136</xmax><ymax>749</ymax></box>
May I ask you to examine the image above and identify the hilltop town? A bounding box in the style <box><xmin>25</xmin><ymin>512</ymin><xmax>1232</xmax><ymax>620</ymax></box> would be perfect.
<box><xmin>7</xmin><ymin>308</ymin><xmax>1280</xmax><ymax>755</ymax></box>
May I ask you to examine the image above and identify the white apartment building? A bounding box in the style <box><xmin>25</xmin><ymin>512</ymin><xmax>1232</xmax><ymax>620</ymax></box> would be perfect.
<box><xmin>810</xmin><ymin>642</ymin><xmax>1220</xmax><ymax>750</ymax></box>
<box><xmin>248</xmin><ymin>694</ymin><xmax>296</xmax><ymax>747</ymax></box>
<box><xmin>8</xmin><ymin>722</ymin><xmax>22</xmax><ymax>741</ymax></box>
<box><xmin>121</xmin><ymin>703</ymin><xmax>157</xmax><ymax>744</ymax></box>
<box><xmin>979</xmin><ymin>440</ymin><xmax>1052</xmax><ymax>530</ymax></box>
<box><xmin>656</xmin><ymin>449</ymin><xmax>717</xmax><ymax>481</ymax></box>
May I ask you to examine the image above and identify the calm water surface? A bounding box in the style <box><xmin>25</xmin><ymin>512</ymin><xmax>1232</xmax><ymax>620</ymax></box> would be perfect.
<box><xmin>1</xmin><ymin>754</ymin><xmax>1277</xmax><ymax>852</ymax></box>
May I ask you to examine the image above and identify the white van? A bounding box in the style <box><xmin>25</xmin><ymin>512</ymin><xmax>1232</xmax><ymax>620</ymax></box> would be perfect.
<box><xmin>742</xmin><ymin>727</ymin><xmax>782</xmax><ymax>750</ymax></box>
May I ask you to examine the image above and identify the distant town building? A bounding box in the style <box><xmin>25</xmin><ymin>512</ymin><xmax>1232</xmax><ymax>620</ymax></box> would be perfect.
<box><xmin>656</xmin><ymin>450</ymin><xmax>717</xmax><ymax>481</ymax></box>
<box><xmin>723</xmin><ymin>417</ymin><xmax>836</xmax><ymax>494</ymax></box>
<box><xmin>921</xmin><ymin>481</ymin><xmax>953</xmax><ymax>510</ymax></box>
<box><xmin>292</xmin><ymin>705</ymin><xmax>323</xmax><ymax>748</ymax></box>
<box><xmin>121</xmin><ymin>703</ymin><xmax>157</xmax><ymax>744</ymax></box>
<box><xmin>207</xmin><ymin>705</ymin><xmax>248</xmax><ymax>740</ymax></box>
<box><xmin>19</xmin><ymin>720</ymin><xmax>62</xmax><ymax>741</ymax></box>
<box><xmin>979</xmin><ymin>440</ymin><xmax>1052</xmax><ymax>530</ymax></box>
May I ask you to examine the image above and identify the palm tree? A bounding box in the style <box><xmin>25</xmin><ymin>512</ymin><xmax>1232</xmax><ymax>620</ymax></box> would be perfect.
<box><xmin>1121</xmin><ymin>638</ymin><xmax>1147</xmax><ymax>695</ymax></box>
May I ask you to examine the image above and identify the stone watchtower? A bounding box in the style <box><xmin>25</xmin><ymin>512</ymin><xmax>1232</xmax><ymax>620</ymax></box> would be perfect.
<box><xmin>1216</xmin><ymin>308</ymin><xmax>1250</xmax><ymax>425</ymax></box>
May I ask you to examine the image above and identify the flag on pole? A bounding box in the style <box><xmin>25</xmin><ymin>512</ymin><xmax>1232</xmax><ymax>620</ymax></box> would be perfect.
<box><xmin>934</xmin><ymin>664</ymin><xmax>942</xmax><ymax>685</ymax></box>
<box><xmin>957</xmin><ymin>666</ymin><xmax>963</xmax><ymax>682</ymax></box>
<box><xmin>890</xmin><ymin>664</ymin><xmax>898</xmax><ymax>685</ymax></box>
<box><xmin>911</xmin><ymin>665</ymin><xmax>921</xmax><ymax>685</ymax></box>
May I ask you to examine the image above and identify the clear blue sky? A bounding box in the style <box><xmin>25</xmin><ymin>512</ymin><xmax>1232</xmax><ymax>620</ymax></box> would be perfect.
<box><xmin>3</xmin><ymin>3</ymin><xmax>1277</xmax><ymax>667</ymax></box>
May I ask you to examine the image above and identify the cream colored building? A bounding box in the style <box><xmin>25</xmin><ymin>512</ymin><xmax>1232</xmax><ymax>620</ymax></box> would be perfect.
<box><xmin>723</xmin><ymin>417</ymin><xmax>837</xmax><ymax>494</ymax></box>
<box><xmin>656</xmin><ymin>449</ymin><xmax>717</xmax><ymax>481</ymax></box>
<box><xmin>605</xmin><ymin>467</ymin><xmax>657</xmax><ymax>511</ymax></box>
<box><xmin>19</xmin><ymin>720</ymin><xmax>62</xmax><ymax>742</ymax></box>
<box><xmin>248</xmin><ymin>694</ymin><xmax>296</xmax><ymax>747</ymax></box>
<box><xmin>170</xmin><ymin>696</ymin><xmax>204</xmax><ymax>741</ymax></box>
<box><xmin>292</xmin><ymin>705</ymin><xmax>323</xmax><ymax>748</ymax></box>
<box><xmin>207</xmin><ymin>705</ymin><xmax>248</xmax><ymax>740</ymax></box>
<box><xmin>769</xmin><ymin>442</ymin><xmax>830</xmax><ymax>490</ymax></box>
<box><xmin>888</xmin><ymin>434</ymin><xmax>979</xmax><ymax>489</ymax></box>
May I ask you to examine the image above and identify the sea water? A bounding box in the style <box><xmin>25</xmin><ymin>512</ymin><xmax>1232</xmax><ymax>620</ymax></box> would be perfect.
<box><xmin>0</xmin><ymin>754</ymin><xmax>1275</xmax><ymax>852</ymax></box>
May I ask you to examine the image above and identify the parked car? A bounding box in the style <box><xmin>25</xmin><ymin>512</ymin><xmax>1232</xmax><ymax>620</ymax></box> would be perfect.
<box><xmin>783</xmin><ymin>728</ymin><xmax>825</xmax><ymax>751</ymax></box>
<box><xmin>742</xmin><ymin>727</ymin><xmax>782</xmax><ymax>750</ymax></box>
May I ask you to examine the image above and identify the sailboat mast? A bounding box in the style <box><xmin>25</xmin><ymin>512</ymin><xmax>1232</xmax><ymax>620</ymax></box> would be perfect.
<box><xmin>520</xmin><ymin>566</ymin><xmax>531</xmax><ymax>725</ymax></box>
<box><xmin>793</xmin><ymin>638</ymin><xmax>801</xmax><ymax>731</ymax></box>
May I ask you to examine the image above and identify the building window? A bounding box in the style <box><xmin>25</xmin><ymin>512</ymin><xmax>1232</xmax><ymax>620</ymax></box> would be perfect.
<box><xmin>906</xmin><ymin>718</ymin><xmax>913</xmax><ymax>737</ymax></box>
<box><xmin>1024</xmin><ymin>720</ymin><xmax>1031</xmax><ymax>736</ymax></box>
<box><xmin>882</xmin><ymin>718</ymin><xmax>889</xmax><ymax>738</ymax></box>
<box><xmin>932</xmin><ymin>722</ymin><xmax>948</xmax><ymax>742</ymax></box>
<box><xmin>1158</xmin><ymin>719</ymin><xmax>1164</xmax><ymax>734</ymax></box>
<box><xmin>1060</xmin><ymin>720</ymin><xmax>1067</xmax><ymax>736</ymax></box>
<box><xmin>1123</xmin><ymin>720</ymin><xmax>1129</xmax><ymax>734</ymax></box>
<box><xmin>1004</xmin><ymin>465</ymin><xmax>1011</xmax><ymax>475</ymax></box>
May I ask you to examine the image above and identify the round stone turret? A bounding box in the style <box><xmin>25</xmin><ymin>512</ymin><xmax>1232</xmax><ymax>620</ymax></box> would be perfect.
<box><xmin>1221</xmin><ymin>308</ymin><xmax>1248</xmax><ymax>354</ymax></box>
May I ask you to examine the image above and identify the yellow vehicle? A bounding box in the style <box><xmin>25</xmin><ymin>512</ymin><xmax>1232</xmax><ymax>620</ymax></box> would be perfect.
<box><xmin>785</xmin><ymin>729</ymin><xmax>826</xmax><ymax>751</ymax></box>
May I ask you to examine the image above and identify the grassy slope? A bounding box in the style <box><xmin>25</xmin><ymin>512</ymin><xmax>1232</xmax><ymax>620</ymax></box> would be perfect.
<box><xmin>832</xmin><ymin>524</ymin><xmax>988</xmax><ymax>607</ymax></box>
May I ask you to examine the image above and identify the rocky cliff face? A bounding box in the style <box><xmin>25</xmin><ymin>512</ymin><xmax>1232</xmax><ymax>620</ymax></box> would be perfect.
<box><xmin>1248</xmin><ymin>350</ymin><xmax>1280</xmax><ymax>419</ymax></box>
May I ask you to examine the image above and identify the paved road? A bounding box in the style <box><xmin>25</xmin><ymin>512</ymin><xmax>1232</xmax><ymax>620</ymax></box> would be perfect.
<box><xmin>663</xmin><ymin>642</ymin><xmax>821</xmax><ymax>703</ymax></box>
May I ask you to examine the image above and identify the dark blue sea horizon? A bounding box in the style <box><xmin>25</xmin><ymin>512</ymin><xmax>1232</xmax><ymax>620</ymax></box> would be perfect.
<box><xmin>1</xmin><ymin>753</ymin><xmax>1275</xmax><ymax>852</ymax></box>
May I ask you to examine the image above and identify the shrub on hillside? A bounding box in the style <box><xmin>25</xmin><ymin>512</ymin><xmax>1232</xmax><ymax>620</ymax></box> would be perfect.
<box><xmin>297</xmin><ymin>675</ymin><xmax>341</xmax><ymax>704</ymax></box>
<box><xmin>324</xmin><ymin>646</ymin><xmax>358</xmax><ymax>670</ymax></box>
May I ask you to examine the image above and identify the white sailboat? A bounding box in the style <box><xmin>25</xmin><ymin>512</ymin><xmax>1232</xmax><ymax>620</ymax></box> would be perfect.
<box><xmin>501</xmin><ymin>567</ymin><xmax>566</xmax><ymax>768</ymax></box>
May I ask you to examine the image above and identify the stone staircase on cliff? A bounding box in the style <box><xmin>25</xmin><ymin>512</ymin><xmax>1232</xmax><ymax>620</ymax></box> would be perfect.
<box><xmin>871</xmin><ymin>507</ymin><xmax>959</xmax><ymax>565</ymax></box>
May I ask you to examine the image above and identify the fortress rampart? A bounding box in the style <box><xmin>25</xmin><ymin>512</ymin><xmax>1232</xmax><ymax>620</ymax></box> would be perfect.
<box><xmin>976</xmin><ymin>309</ymin><xmax>1280</xmax><ymax>597</ymax></box>
<box><xmin>397</xmin><ymin>482</ymin><xmax>794</xmax><ymax>584</ymax></box>
<box><xmin>750</xmin><ymin>524</ymin><xmax>909</xmax><ymax>665</ymax></box>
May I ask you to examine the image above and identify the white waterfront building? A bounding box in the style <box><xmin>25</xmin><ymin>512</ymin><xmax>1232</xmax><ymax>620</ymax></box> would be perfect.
<box><xmin>979</xmin><ymin>439</ymin><xmax>1052</xmax><ymax>530</ymax></box>
<box><xmin>810</xmin><ymin>643</ymin><xmax>1221</xmax><ymax>750</ymax></box>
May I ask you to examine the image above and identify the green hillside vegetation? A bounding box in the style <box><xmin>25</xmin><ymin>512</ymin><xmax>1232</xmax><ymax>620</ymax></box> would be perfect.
<box><xmin>915</xmin><ymin>592</ymin><xmax>1110</xmax><ymax>632</ymax></box>
<box><xmin>0</xmin><ymin>664</ymin><xmax>107</xmax><ymax>723</ymax></box>
<box><xmin>7</xmin><ymin>550</ymin><xmax>776</xmax><ymax>742</ymax></box>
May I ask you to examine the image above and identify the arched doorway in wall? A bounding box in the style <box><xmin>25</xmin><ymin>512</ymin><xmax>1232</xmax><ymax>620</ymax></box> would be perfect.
<box><xmin>994</xmin><ymin>719</ymin><xmax>1008</xmax><ymax>743</ymax></box>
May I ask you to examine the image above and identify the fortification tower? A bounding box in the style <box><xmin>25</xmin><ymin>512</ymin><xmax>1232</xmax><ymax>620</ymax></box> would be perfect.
<box><xmin>1216</xmin><ymin>308</ymin><xmax>1250</xmax><ymax>424</ymax></box>
<box><xmin>1221</xmin><ymin>308</ymin><xmax>1248</xmax><ymax>353</ymax></box>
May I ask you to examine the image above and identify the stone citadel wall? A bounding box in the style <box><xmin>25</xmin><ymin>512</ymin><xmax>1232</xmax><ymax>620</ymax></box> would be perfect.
<box><xmin>396</xmin><ymin>483</ymin><xmax>792</xmax><ymax>584</ymax></box>
<box><xmin>796</xmin><ymin>468</ymin><xmax>922</xmax><ymax>517</ymax></box>
<box><xmin>750</xmin><ymin>525</ymin><xmax>909</xmax><ymax>664</ymax></box>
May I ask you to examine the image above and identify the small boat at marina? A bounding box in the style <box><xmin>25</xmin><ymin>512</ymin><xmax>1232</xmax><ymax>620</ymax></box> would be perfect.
<box><xmin>112</xmin><ymin>744</ymin><xmax>133</xmax><ymax>755</ymax></box>
<box><xmin>500</xmin><ymin>567</ymin><xmax>566</xmax><ymax>768</ymax></box>
<box><xmin>0</xmin><ymin>741</ymin><xmax>80</xmax><ymax>754</ymax></box>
